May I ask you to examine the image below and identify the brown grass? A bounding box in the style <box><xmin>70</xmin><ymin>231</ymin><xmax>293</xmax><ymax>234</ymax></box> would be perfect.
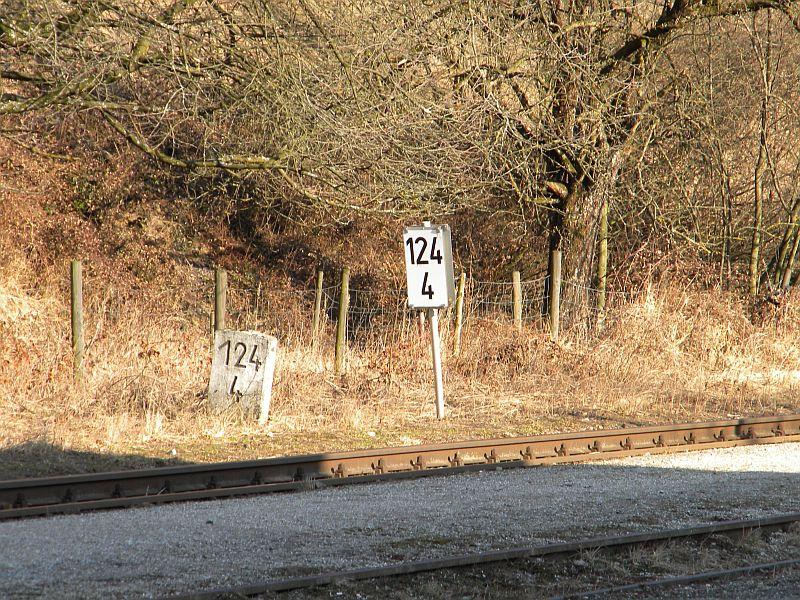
<box><xmin>3</xmin><ymin>248</ymin><xmax>800</xmax><ymax>479</ymax></box>
<box><xmin>2</xmin><ymin>139</ymin><xmax>800</xmax><ymax>478</ymax></box>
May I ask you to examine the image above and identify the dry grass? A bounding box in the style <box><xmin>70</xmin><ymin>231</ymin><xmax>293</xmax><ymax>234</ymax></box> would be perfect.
<box><xmin>2</xmin><ymin>247</ymin><xmax>800</xmax><ymax>478</ymax></box>
<box><xmin>2</xmin><ymin>139</ymin><xmax>800</xmax><ymax>478</ymax></box>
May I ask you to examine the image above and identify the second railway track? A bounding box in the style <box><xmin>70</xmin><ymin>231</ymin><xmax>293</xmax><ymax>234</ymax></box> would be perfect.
<box><xmin>172</xmin><ymin>512</ymin><xmax>800</xmax><ymax>598</ymax></box>
<box><xmin>2</xmin><ymin>413</ymin><xmax>800</xmax><ymax>520</ymax></box>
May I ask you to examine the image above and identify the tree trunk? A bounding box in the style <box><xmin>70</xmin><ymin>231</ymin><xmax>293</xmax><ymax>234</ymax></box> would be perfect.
<box><xmin>749</xmin><ymin>15</ymin><xmax>772</xmax><ymax>297</ymax></box>
<box><xmin>773</xmin><ymin>196</ymin><xmax>800</xmax><ymax>287</ymax></box>
<box><xmin>782</xmin><ymin>219</ymin><xmax>800</xmax><ymax>288</ymax></box>
<box><xmin>749</xmin><ymin>97</ymin><xmax>767</xmax><ymax>297</ymax></box>
<box><xmin>596</xmin><ymin>196</ymin><xmax>608</xmax><ymax>324</ymax></box>
<box><xmin>546</xmin><ymin>151</ymin><xmax>622</xmax><ymax>329</ymax></box>
<box><xmin>716</xmin><ymin>150</ymin><xmax>733</xmax><ymax>288</ymax></box>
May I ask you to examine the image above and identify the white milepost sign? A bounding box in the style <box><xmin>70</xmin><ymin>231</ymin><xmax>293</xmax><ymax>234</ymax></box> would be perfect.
<box><xmin>403</xmin><ymin>224</ymin><xmax>455</xmax><ymax>308</ymax></box>
<box><xmin>403</xmin><ymin>222</ymin><xmax>455</xmax><ymax>419</ymax></box>
<box><xmin>209</xmin><ymin>330</ymin><xmax>278</xmax><ymax>425</ymax></box>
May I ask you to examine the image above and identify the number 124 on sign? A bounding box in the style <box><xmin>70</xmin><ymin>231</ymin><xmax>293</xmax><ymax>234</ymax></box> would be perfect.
<box><xmin>403</xmin><ymin>224</ymin><xmax>455</xmax><ymax>309</ymax></box>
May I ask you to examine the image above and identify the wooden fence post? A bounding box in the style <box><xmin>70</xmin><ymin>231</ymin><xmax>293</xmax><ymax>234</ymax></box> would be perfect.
<box><xmin>453</xmin><ymin>272</ymin><xmax>466</xmax><ymax>355</ymax></box>
<box><xmin>512</xmin><ymin>270</ymin><xmax>522</xmax><ymax>333</ymax></box>
<box><xmin>214</xmin><ymin>268</ymin><xmax>227</xmax><ymax>331</ymax></box>
<box><xmin>334</xmin><ymin>267</ymin><xmax>349</xmax><ymax>374</ymax></box>
<box><xmin>312</xmin><ymin>269</ymin><xmax>324</xmax><ymax>349</ymax></box>
<box><xmin>549</xmin><ymin>250</ymin><xmax>561</xmax><ymax>342</ymax></box>
<box><xmin>209</xmin><ymin>311</ymin><xmax>215</xmax><ymax>353</ymax></box>
<box><xmin>70</xmin><ymin>260</ymin><xmax>84</xmax><ymax>383</ymax></box>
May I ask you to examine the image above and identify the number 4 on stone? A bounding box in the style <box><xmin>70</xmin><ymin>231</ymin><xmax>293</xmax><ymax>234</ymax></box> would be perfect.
<box><xmin>248</xmin><ymin>345</ymin><xmax>262</xmax><ymax>371</ymax></box>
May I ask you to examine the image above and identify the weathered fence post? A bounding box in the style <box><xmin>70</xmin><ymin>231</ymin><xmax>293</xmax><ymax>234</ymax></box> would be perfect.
<box><xmin>209</xmin><ymin>311</ymin><xmax>215</xmax><ymax>353</ymax></box>
<box><xmin>334</xmin><ymin>267</ymin><xmax>349</xmax><ymax>374</ymax></box>
<box><xmin>70</xmin><ymin>260</ymin><xmax>84</xmax><ymax>383</ymax></box>
<box><xmin>453</xmin><ymin>272</ymin><xmax>466</xmax><ymax>355</ymax></box>
<box><xmin>214</xmin><ymin>268</ymin><xmax>227</xmax><ymax>332</ymax></box>
<box><xmin>417</xmin><ymin>310</ymin><xmax>425</xmax><ymax>338</ymax></box>
<box><xmin>312</xmin><ymin>269</ymin><xmax>324</xmax><ymax>349</ymax></box>
<box><xmin>549</xmin><ymin>250</ymin><xmax>561</xmax><ymax>342</ymax></box>
<box><xmin>512</xmin><ymin>270</ymin><xmax>522</xmax><ymax>333</ymax></box>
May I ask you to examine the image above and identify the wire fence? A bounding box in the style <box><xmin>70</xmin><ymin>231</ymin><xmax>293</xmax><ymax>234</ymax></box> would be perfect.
<box><xmin>220</xmin><ymin>272</ymin><xmax>647</xmax><ymax>348</ymax></box>
<box><xmin>59</xmin><ymin>261</ymin><xmax>651</xmax><ymax>384</ymax></box>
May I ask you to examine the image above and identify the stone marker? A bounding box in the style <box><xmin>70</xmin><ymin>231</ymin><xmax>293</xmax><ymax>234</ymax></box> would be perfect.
<box><xmin>209</xmin><ymin>330</ymin><xmax>278</xmax><ymax>424</ymax></box>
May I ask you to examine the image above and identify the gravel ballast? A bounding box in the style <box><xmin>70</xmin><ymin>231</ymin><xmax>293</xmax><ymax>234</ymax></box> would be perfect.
<box><xmin>1</xmin><ymin>442</ymin><xmax>799</xmax><ymax>598</ymax></box>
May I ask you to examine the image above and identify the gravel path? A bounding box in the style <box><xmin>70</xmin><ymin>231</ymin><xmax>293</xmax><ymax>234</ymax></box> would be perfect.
<box><xmin>1</xmin><ymin>443</ymin><xmax>799</xmax><ymax>599</ymax></box>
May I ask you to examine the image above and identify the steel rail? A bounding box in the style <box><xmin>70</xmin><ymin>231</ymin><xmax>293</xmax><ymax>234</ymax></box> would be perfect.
<box><xmin>556</xmin><ymin>558</ymin><xmax>800</xmax><ymax>599</ymax></box>
<box><xmin>170</xmin><ymin>512</ymin><xmax>800</xmax><ymax>598</ymax></box>
<box><xmin>1</xmin><ymin>413</ymin><xmax>799</xmax><ymax>520</ymax></box>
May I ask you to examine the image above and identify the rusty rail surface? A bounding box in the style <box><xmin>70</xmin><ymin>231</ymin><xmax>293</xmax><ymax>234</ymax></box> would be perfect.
<box><xmin>1</xmin><ymin>413</ymin><xmax>799</xmax><ymax>520</ymax></box>
<box><xmin>172</xmin><ymin>512</ymin><xmax>800</xmax><ymax>598</ymax></box>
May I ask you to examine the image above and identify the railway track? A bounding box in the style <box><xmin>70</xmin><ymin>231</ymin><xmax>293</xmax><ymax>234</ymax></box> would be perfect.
<box><xmin>174</xmin><ymin>512</ymin><xmax>800</xmax><ymax>598</ymax></box>
<box><xmin>2</xmin><ymin>413</ymin><xmax>799</xmax><ymax>520</ymax></box>
<box><xmin>558</xmin><ymin>558</ymin><xmax>800</xmax><ymax>599</ymax></box>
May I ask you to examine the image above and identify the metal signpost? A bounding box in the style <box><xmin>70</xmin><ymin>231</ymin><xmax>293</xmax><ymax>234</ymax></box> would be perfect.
<box><xmin>403</xmin><ymin>222</ymin><xmax>455</xmax><ymax>419</ymax></box>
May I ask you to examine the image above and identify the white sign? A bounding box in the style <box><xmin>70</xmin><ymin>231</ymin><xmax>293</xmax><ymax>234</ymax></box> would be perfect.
<box><xmin>209</xmin><ymin>330</ymin><xmax>277</xmax><ymax>424</ymax></box>
<box><xmin>403</xmin><ymin>223</ymin><xmax>455</xmax><ymax>309</ymax></box>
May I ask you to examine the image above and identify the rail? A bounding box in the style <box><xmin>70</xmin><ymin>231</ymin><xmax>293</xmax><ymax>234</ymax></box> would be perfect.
<box><xmin>172</xmin><ymin>512</ymin><xmax>800</xmax><ymax>598</ymax></box>
<box><xmin>1</xmin><ymin>413</ymin><xmax>799</xmax><ymax>520</ymax></box>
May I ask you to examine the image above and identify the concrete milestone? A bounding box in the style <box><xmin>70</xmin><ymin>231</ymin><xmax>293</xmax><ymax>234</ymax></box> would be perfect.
<box><xmin>209</xmin><ymin>330</ymin><xmax>277</xmax><ymax>423</ymax></box>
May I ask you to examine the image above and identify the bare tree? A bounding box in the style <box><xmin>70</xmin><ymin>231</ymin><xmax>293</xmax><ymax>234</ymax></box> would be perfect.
<box><xmin>3</xmin><ymin>0</ymin><xmax>800</xmax><ymax>309</ymax></box>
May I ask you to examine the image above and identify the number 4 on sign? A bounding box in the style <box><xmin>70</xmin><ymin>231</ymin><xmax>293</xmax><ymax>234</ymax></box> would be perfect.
<box><xmin>430</xmin><ymin>238</ymin><xmax>443</xmax><ymax>264</ymax></box>
<box><xmin>421</xmin><ymin>272</ymin><xmax>434</xmax><ymax>299</ymax></box>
